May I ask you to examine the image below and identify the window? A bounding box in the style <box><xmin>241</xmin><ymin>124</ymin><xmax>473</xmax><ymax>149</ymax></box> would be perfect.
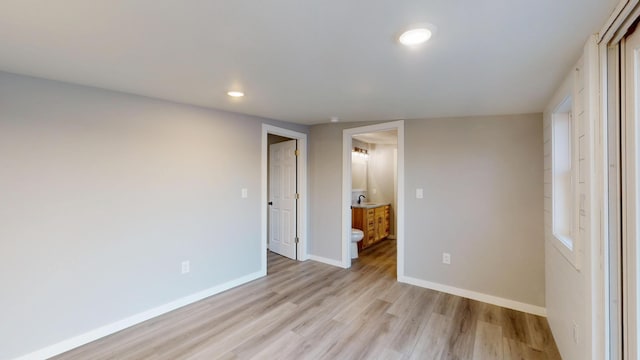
<box><xmin>551</xmin><ymin>96</ymin><xmax>577</xmax><ymax>266</ymax></box>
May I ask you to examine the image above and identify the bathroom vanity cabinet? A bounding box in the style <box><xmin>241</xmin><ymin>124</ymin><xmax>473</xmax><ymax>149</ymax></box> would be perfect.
<box><xmin>352</xmin><ymin>204</ymin><xmax>390</xmax><ymax>250</ymax></box>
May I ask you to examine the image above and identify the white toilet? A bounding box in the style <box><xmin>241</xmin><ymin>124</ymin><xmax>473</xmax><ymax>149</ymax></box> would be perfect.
<box><xmin>351</xmin><ymin>228</ymin><xmax>364</xmax><ymax>259</ymax></box>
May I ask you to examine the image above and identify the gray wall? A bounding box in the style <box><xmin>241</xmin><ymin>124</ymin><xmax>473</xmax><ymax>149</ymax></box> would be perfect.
<box><xmin>308</xmin><ymin>122</ymin><xmax>375</xmax><ymax>260</ymax></box>
<box><xmin>308</xmin><ymin>114</ymin><xmax>545</xmax><ymax>307</ymax></box>
<box><xmin>405</xmin><ymin>114</ymin><xmax>545</xmax><ymax>306</ymax></box>
<box><xmin>308</xmin><ymin>124</ymin><xmax>343</xmax><ymax>259</ymax></box>
<box><xmin>0</xmin><ymin>71</ymin><xmax>307</xmax><ymax>359</ymax></box>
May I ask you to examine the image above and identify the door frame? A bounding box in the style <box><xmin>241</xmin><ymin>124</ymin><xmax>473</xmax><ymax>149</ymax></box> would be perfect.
<box><xmin>341</xmin><ymin>120</ymin><xmax>405</xmax><ymax>275</ymax></box>
<box><xmin>600</xmin><ymin>3</ymin><xmax>640</xmax><ymax>358</ymax></box>
<box><xmin>604</xmin><ymin>40</ymin><xmax>623</xmax><ymax>360</ymax></box>
<box><xmin>261</xmin><ymin>124</ymin><xmax>308</xmax><ymax>273</ymax></box>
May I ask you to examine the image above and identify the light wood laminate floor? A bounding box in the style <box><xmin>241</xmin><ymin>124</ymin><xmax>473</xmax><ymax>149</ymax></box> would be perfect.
<box><xmin>54</xmin><ymin>239</ymin><xmax>561</xmax><ymax>360</ymax></box>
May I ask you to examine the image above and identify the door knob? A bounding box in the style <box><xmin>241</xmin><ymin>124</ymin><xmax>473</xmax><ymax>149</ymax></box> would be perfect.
<box><xmin>268</xmin><ymin>201</ymin><xmax>273</xmax><ymax>206</ymax></box>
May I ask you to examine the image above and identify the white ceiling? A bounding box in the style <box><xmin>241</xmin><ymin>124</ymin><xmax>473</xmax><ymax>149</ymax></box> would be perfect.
<box><xmin>0</xmin><ymin>1</ymin><xmax>618</xmax><ymax>125</ymax></box>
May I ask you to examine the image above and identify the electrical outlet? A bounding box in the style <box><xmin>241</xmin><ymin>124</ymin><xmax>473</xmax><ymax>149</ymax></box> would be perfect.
<box><xmin>573</xmin><ymin>322</ymin><xmax>579</xmax><ymax>344</ymax></box>
<box><xmin>416</xmin><ymin>188</ymin><xmax>424</xmax><ymax>199</ymax></box>
<box><xmin>181</xmin><ymin>260</ymin><xmax>190</xmax><ymax>274</ymax></box>
<box><xmin>442</xmin><ymin>253</ymin><xmax>451</xmax><ymax>265</ymax></box>
<box><xmin>241</xmin><ymin>188</ymin><xmax>248</xmax><ymax>198</ymax></box>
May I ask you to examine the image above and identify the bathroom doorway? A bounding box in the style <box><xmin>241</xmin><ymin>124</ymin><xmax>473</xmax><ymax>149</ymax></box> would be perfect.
<box><xmin>342</xmin><ymin>121</ymin><xmax>404</xmax><ymax>278</ymax></box>
<box><xmin>261</xmin><ymin>125</ymin><xmax>308</xmax><ymax>273</ymax></box>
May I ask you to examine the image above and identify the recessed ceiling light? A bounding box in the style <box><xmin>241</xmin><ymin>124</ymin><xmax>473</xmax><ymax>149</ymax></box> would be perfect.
<box><xmin>398</xmin><ymin>28</ymin><xmax>433</xmax><ymax>46</ymax></box>
<box><xmin>227</xmin><ymin>91</ymin><xmax>244</xmax><ymax>97</ymax></box>
<box><xmin>330</xmin><ymin>116</ymin><xmax>339</xmax><ymax>123</ymax></box>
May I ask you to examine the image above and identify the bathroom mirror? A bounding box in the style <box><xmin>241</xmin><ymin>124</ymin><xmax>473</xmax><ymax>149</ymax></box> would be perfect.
<box><xmin>352</xmin><ymin>152</ymin><xmax>367</xmax><ymax>190</ymax></box>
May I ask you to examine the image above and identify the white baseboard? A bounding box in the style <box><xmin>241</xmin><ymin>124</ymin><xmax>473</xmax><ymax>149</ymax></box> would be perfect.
<box><xmin>398</xmin><ymin>275</ymin><xmax>547</xmax><ymax>317</ymax></box>
<box><xmin>13</xmin><ymin>270</ymin><xmax>266</xmax><ymax>360</ymax></box>
<box><xmin>308</xmin><ymin>255</ymin><xmax>346</xmax><ymax>268</ymax></box>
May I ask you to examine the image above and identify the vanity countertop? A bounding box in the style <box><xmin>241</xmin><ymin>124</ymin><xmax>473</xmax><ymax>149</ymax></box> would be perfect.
<box><xmin>351</xmin><ymin>203</ymin><xmax>390</xmax><ymax>209</ymax></box>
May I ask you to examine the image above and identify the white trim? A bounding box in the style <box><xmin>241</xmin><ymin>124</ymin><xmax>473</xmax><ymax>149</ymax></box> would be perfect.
<box><xmin>261</xmin><ymin>124</ymin><xmax>309</xmax><ymax>264</ymax></box>
<box><xmin>551</xmin><ymin>91</ymin><xmax>582</xmax><ymax>270</ymax></box>
<box><xmin>585</xmin><ymin>34</ymin><xmax>606</xmax><ymax>360</ymax></box>
<box><xmin>398</xmin><ymin>275</ymin><xmax>547</xmax><ymax>317</ymax></box>
<box><xmin>599</xmin><ymin>0</ymin><xmax>636</xmax><ymax>44</ymax></box>
<box><xmin>622</xmin><ymin>31</ymin><xmax>640</xmax><ymax>360</ymax></box>
<box><xmin>600</xmin><ymin>0</ymin><xmax>640</xmax><ymax>45</ymax></box>
<box><xmin>601</xmin><ymin>37</ymin><xmax>615</xmax><ymax>360</ymax></box>
<box><xmin>12</xmin><ymin>271</ymin><xmax>264</xmax><ymax>360</ymax></box>
<box><xmin>308</xmin><ymin>255</ymin><xmax>347</xmax><ymax>268</ymax></box>
<box><xmin>601</xmin><ymin>13</ymin><xmax>640</xmax><ymax>358</ymax></box>
<box><xmin>342</xmin><ymin>121</ymin><xmax>405</xmax><ymax>277</ymax></box>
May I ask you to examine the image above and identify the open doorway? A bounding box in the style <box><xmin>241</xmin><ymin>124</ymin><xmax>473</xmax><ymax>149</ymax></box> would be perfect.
<box><xmin>261</xmin><ymin>125</ymin><xmax>308</xmax><ymax>273</ymax></box>
<box><xmin>350</xmin><ymin>130</ymin><xmax>398</xmax><ymax>274</ymax></box>
<box><xmin>342</xmin><ymin>121</ymin><xmax>404</xmax><ymax>277</ymax></box>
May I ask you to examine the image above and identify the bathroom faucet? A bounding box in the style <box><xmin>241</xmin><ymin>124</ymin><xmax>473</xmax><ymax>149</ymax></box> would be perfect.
<box><xmin>358</xmin><ymin>195</ymin><xmax>366</xmax><ymax>204</ymax></box>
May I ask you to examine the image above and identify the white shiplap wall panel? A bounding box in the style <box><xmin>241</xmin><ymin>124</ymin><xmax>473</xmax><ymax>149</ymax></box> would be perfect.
<box><xmin>545</xmin><ymin>35</ymin><xmax>600</xmax><ymax>360</ymax></box>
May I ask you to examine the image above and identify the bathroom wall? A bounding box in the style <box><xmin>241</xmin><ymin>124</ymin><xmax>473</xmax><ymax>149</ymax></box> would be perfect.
<box><xmin>0</xmin><ymin>71</ymin><xmax>308</xmax><ymax>359</ymax></box>
<box><xmin>367</xmin><ymin>143</ymin><xmax>397</xmax><ymax>236</ymax></box>
<box><xmin>351</xmin><ymin>139</ymin><xmax>368</xmax><ymax>193</ymax></box>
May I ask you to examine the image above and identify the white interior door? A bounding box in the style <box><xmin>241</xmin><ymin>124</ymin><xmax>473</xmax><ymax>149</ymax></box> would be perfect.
<box><xmin>269</xmin><ymin>139</ymin><xmax>297</xmax><ymax>260</ymax></box>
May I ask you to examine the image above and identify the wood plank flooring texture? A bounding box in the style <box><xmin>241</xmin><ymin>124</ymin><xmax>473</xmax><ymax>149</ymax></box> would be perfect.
<box><xmin>54</xmin><ymin>240</ymin><xmax>561</xmax><ymax>360</ymax></box>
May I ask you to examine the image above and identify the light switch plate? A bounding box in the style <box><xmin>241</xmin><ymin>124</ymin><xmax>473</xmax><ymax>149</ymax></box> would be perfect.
<box><xmin>241</xmin><ymin>188</ymin><xmax>248</xmax><ymax>198</ymax></box>
<box><xmin>416</xmin><ymin>188</ymin><xmax>424</xmax><ymax>199</ymax></box>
